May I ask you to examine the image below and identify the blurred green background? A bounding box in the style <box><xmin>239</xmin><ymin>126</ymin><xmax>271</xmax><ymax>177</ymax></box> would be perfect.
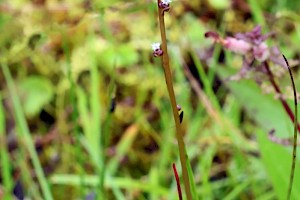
<box><xmin>1</xmin><ymin>0</ymin><xmax>300</xmax><ymax>199</ymax></box>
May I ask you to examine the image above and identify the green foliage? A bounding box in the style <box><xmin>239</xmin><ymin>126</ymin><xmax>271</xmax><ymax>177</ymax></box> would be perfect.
<box><xmin>257</xmin><ymin>129</ymin><xmax>300</xmax><ymax>200</ymax></box>
<box><xmin>208</xmin><ymin>0</ymin><xmax>230</xmax><ymax>10</ymax></box>
<box><xmin>18</xmin><ymin>76</ymin><xmax>54</xmax><ymax>117</ymax></box>
<box><xmin>218</xmin><ymin>67</ymin><xmax>300</xmax><ymax>199</ymax></box>
<box><xmin>1</xmin><ymin>0</ymin><xmax>300</xmax><ymax>199</ymax></box>
<box><xmin>0</xmin><ymin>94</ymin><xmax>13</xmax><ymax>200</ymax></box>
<box><xmin>98</xmin><ymin>43</ymin><xmax>139</xmax><ymax>69</ymax></box>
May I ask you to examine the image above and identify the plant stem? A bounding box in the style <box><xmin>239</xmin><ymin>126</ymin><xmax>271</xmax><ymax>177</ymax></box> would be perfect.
<box><xmin>264</xmin><ymin>57</ymin><xmax>299</xmax><ymax>200</ymax></box>
<box><xmin>282</xmin><ymin>55</ymin><xmax>298</xmax><ymax>200</ymax></box>
<box><xmin>173</xmin><ymin>163</ymin><xmax>183</xmax><ymax>200</ymax></box>
<box><xmin>156</xmin><ymin>1</ymin><xmax>192</xmax><ymax>199</ymax></box>
<box><xmin>62</xmin><ymin>36</ymin><xmax>86</xmax><ymax>198</ymax></box>
<box><xmin>264</xmin><ymin>61</ymin><xmax>300</xmax><ymax>132</ymax></box>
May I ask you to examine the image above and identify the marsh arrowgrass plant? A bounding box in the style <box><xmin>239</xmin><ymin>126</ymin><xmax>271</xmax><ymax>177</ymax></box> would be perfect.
<box><xmin>153</xmin><ymin>0</ymin><xmax>194</xmax><ymax>199</ymax></box>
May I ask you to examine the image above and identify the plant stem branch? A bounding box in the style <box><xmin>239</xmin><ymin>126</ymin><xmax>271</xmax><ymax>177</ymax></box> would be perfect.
<box><xmin>264</xmin><ymin>61</ymin><xmax>300</xmax><ymax>132</ymax></box>
<box><xmin>173</xmin><ymin>163</ymin><xmax>183</xmax><ymax>200</ymax></box>
<box><xmin>156</xmin><ymin>1</ymin><xmax>192</xmax><ymax>199</ymax></box>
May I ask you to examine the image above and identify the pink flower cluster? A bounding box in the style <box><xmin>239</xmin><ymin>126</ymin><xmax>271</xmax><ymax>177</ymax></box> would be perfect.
<box><xmin>205</xmin><ymin>26</ymin><xmax>271</xmax><ymax>62</ymax></box>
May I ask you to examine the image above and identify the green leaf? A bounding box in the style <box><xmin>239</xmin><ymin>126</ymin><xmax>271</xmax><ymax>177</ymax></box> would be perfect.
<box><xmin>217</xmin><ymin>67</ymin><xmax>291</xmax><ymax>137</ymax></box>
<box><xmin>18</xmin><ymin>76</ymin><xmax>54</xmax><ymax>117</ymax></box>
<box><xmin>183</xmin><ymin>14</ymin><xmax>207</xmax><ymax>48</ymax></box>
<box><xmin>256</xmin><ymin>129</ymin><xmax>300</xmax><ymax>200</ymax></box>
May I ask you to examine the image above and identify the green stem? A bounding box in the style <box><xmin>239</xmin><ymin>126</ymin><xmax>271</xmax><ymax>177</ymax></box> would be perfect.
<box><xmin>62</xmin><ymin>36</ymin><xmax>86</xmax><ymax>198</ymax></box>
<box><xmin>0</xmin><ymin>95</ymin><xmax>13</xmax><ymax>199</ymax></box>
<box><xmin>156</xmin><ymin>1</ymin><xmax>192</xmax><ymax>199</ymax></box>
<box><xmin>283</xmin><ymin>55</ymin><xmax>298</xmax><ymax>200</ymax></box>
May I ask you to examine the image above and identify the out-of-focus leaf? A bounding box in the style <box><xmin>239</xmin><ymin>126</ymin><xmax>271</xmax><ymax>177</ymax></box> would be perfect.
<box><xmin>97</xmin><ymin>44</ymin><xmax>138</xmax><ymax>69</ymax></box>
<box><xmin>208</xmin><ymin>0</ymin><xmax>230</xmax><ymax>9</ymax></box>
<box><xmin>18</xmin><ymin>76</ymin><xmax>54</xmax><ymax>117</ymax></box>
<box><xmin>217</xmin><ymin>67</ymin><xmax>300</xmax><ymax>199</ymax></box>
<box><xmin>182</xmin><ymin>14</ymin><xmax>207</xmax><ymax>47</ymax></box>
<box><xmin>257</xmin><ymin>129</ymin><xmax>300</xmax><ymax>200</ymax></box>
<box><xmin>94</xmin><ymin>0</ymin><xmax>123</xmax><ymax>9</ymax></box>
<box><xmin>217</xmin><ymin>67</ymin><xmax>291</xmax><ymax>137</ymax></box>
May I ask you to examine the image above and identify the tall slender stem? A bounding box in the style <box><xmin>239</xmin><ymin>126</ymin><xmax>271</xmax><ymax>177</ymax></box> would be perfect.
<box><xmin>264</xmin><ymin>57</ymin><xmax>299</xmax><ymax>199</ymax></box>
<box><xmin>156</xmin><ymin>1</ymin><xmax>192</xmax><ymax>199</ymax></box>
<box><xmin>282</xmin><ymin>55</ymin><xmax>298</xmax><ymax>200</ymax></box>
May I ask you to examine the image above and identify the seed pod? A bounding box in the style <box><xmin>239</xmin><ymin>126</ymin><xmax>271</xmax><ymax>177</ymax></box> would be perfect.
<box><xmin>179</xmin><ymin>111</ymin><xmax>184</xmax><ymax>123</ymax></box>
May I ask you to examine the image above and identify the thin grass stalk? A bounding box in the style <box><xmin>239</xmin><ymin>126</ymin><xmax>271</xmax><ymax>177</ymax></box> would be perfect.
<box><xmin>263</xmin><ymin>56</ymin><xmax>299</xmax><ymax>199</ymax></box>
<box><xmin>100</xmin><ymin>81</ymin><xmax>116</xmax><ymax>199</ymax></box>
<box><xmin>1</xmin><ymin>62</ymin><xmax>53</xmax><ymax>200</ymax></box>
<box><xmin>156</xmin><ymin>1</ymin><xmax>192</xmax><ymax>199</ymax></box>
<box><xmin>283</xmin><ymin>55</ymin><xmax>298</xmax><ymax>200</ymax></box>
<box><xmin>173</xmin><ymin>163</ymin><xmax>183</xmax><ymax>200</ymax></box>
<box><xmin>62</xmin><ymin>37</ymin><xmax>86</xmax><ymax>198</ymax></box>
<box><xmin>89</xmin><ymin>44</ymin><xmax>104</xmax><ymax>199</ymax></box>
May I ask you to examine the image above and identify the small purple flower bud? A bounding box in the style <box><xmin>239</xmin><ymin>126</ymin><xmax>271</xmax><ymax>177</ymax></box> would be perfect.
<box><xmin>177</xmin><ymin>104</ymin><xmax>182</xmax><ymax>111</ymax></box>
<box><xmin>205</xmin><ymin>31</ymin><xmax>220</xmax><ymax>40</ymax></box>
<box><xmin>152</xmin><ymin>43</ymin><xmax>163</xmax><ymax>57</ymax></box>
<box><xmin>159</xmin><ymin>0</ymin><xmax>171</xmax><ymax>13</ymax></box>
<box><xmin>153</xmin><ymin>49</ymin><xmax>163</xmax><ymax>57</ymax></box>
<box><xmin>205</xmin><ymin>27</ymin><xmax>273</xmax><ymax>63</ymax></box>
<box><xmin>205</xmin><ymin>32</ymin><xmax>251</xmax><ymax>55</ymax></box>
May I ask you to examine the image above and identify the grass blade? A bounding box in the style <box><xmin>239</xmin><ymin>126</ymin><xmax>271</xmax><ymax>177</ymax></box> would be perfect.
<box><xmin>1</xmin><ymin>63</ymin><xmax>53</xmax><ymax>200</ymax></box>
<box><xmin>0</xmin><ymin>94</ymin><xmax>13</xmax><ymax>199</ymax></box>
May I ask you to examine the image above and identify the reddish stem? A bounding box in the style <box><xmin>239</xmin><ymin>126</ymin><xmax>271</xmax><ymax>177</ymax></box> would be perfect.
<box><xmin>264</xmin><ymin>61</ymin><xmax>300</xmax><ymax>133</ymax></box>
<box><xmin>172</xmin><ymin>163</ymin><xmax>183</xmax><ymax>200</ymax></box>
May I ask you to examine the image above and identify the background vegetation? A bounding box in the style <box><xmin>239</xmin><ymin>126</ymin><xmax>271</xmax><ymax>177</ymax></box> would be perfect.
<box><xmin>1</xmin><ymin>0</ymin><xmax>300</xmax><ymax>199</ymax></box>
